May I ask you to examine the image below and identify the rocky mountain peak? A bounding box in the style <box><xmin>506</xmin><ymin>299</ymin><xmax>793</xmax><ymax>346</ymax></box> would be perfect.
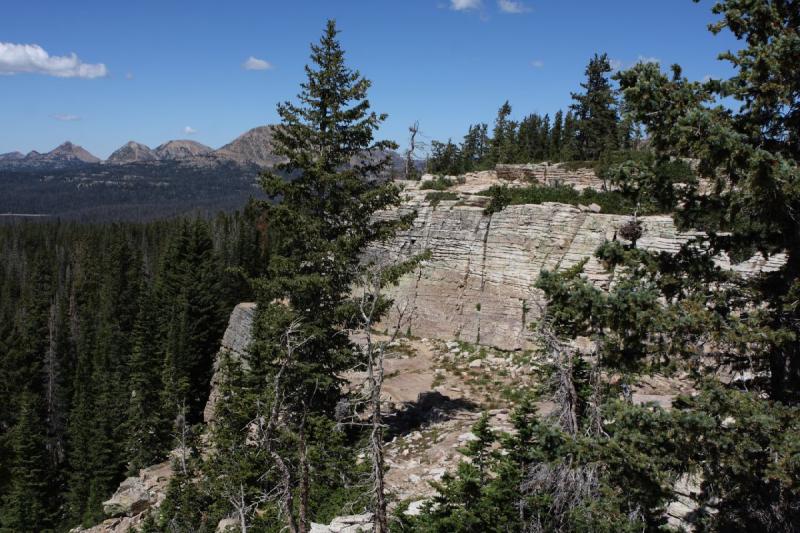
<box><xmin>107</xmin><ymin>141</ymin><xmax>157</xmax><ymax>163</ymax></box>
<box><xmin>30</xmin><ymin>141</ymin><xmax>101</xmax><ymax>163</ymax></box>
<box><xmin>154</xmin><ymin>139</ymin><xmax>212</xmax><ymax>160</ymax></box>
<box><xmin>212</xmin><ymin>125</ymin><xmax>283</xmax><ymax>167</ymax></box>
<box><xmin>0</xmin><ymin>151</ymin><xmax>24</xmax><ymax>161</ymax></box>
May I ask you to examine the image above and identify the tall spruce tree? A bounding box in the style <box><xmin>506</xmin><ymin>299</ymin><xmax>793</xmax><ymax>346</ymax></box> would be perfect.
<box><xmin>224</xmin><ymin>19</ymin><xmax>409</xmax><ymax>532</ymax></box>
<box><xmin>488</xmin><ymin>101</ymin><xmax>517</xmax><ymax>165</ymax></box>
<box><xmin>125</xmin><ymin>284</ymin><xmax>168</xmax><ymax>473</ymax></box>
<box><xmin>551</xmin><ymin>110</ymin><xmax>564</xmax><ymax>160</ymax></box>
<box><xmin>570</xmin><ymin>53</ymin><xmax>620</xmax><ymax>160</ymax></box>
<box><xmin>0</xmin><ymin>392</ymin><xmax>52</xmax><ymax>532</ymax></box>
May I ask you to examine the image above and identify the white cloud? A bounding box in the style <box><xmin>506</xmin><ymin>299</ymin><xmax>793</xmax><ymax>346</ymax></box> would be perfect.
<box><xmin>242</xmin><ymin>56</ymin><xmax>272</xmax><ymax>71</ymax></box>
<box><xmin>183</xmin><ymin>126</ymin><xmax>197</xmax><ymax>135</ymax></box>
<box><xmin>530</xmin><ymin>59</ymin><xmax>544</xmax><ymax>68</ymax></box>
<box><xmin>125</xmin><ymin>72</ymin><xmax>134</xmax><ymax>80</ymax></box>
<box><xmin>498</xmin><ymin>0</ymin><xmax>530</xmax><ymax>13</ymax></box>
<box><xmin>51</xmin><ymin>113</ymin><xmax>81</xmax><ymax>121</ymax></box>
<box><xmin>0</xmin><ymin>42</ymin><xmax>107</xmax><ymax>78</ymax></box>
<box><xmin>609</xmin><ymin>58</ymin><xmax>624</xmax><ymax>71</ymax></box>
<box><xmin>451</xmin><ymin>0</ymin><xmax>481</xmax><ymax>10</ymax></box>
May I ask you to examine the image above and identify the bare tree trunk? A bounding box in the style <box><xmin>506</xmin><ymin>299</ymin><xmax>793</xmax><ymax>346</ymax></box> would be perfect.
<box><xmin>298</xmin><ymin>420</ymin><xmax>310</xmax><ymax>533</ymax></box>
<box><xmin>232</xmin><ymin>483</ymin><xmax>248</xmax><ymax>533</ymax></box>
<box><xmin>258</xmin><ymin>319</ymin><xmax>311</xmax><ymax>533</ymax></box>
<box><xmin>371</xmin><ymin>387</ymin><xmax>388</xmax><ymax>532</ymax></box>
<box><xmin>405</xmin><ymin>121</ymin><xmax>420</xmax><ymax>180</ymax></box>
<box><xmin>175</xmin><ymin>400</ymin><xmax>189</xmax><ymax>476</ymax></box>
<box><xmin>354</xmin><ymin>266</ymin><xmax>412</xmax><ymax>532</ymax></box>
<box><xmin>272</xmin><ymin>451</ymin><xmax>298</xmax><ymax>533</ymax></box>
<box><xmin>366</xmin><ymin>322</ymin><xmax>388</xmax><ymax>532</ymax></box>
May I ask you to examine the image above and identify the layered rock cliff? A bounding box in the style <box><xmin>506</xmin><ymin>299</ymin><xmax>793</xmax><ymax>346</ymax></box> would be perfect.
<box><xmin>495</xmin><ymin>162</ymin><xmax>604</xmax><ymax>189</ymax></box>
<box><xmin>374</xmin><ymin>173</ymin><xmax>784</xmax><ymax>351</ymax></box>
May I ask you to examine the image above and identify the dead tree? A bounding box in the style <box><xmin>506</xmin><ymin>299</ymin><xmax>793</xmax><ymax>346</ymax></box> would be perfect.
<box><xmin>520</xmin><ymin>318</ymin><xmax>606</xmax><ymax>532</ymax></box>
<box><xmin>348</xmin><ymin>262</ymin><xmax>414</xmax><ymax>533</ymax></box>
<box><xmin>405</xmin><ymin>121</ymin><xmax>421</xmax><ymax>180</ymax></box>
<box><xmin>173</xmin><ymin>400</ymin><xmax>190</xmax><ymax>476</ymax></box>
<box><xmin>236</xmin><ymin>319</ymin><xmax>313</xmax><ymax>533</ymax></box>
<box><xmin>229</xmin><ymin>483</ymin><xmax>251</xmax><ymax>533</ymax></box>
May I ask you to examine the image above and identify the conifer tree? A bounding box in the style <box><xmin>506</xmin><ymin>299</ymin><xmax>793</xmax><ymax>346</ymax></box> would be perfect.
<box><xmin>561</xmin><ymin>111</ymin><xmax>579</xmax><ymax>161</ymax></box>
<box><xmin>125</xmin><ymin>284</ymin><xmax>168</xmax><ymax>473</ymax></box>
<box><xmin>617</xmin><ymin>0</ymin><xmax>800</xmax><ymax>401</ymax></box>
<box><xmin>551</xmin><ymin>110</ymin><xmax>564</xmax><ymax>160</ymax></box>
<box><xmin>488</xmin><ymin>101</ymin><xmax>517</xmax><ymax>165</ymax></box>
<box><xmin>570</xmin><ymin>53</ymin><xmax>620</xmax><ymax>160</ymax></box>
<box><xmin>236</xmin><ymin>19</ymin><xmax>407</xmax><ymax>531</ymax></box>
<box><xmin>0</xmin><ymin>392</ymin><xmax>53</xmax><ymax>532</ymax></box>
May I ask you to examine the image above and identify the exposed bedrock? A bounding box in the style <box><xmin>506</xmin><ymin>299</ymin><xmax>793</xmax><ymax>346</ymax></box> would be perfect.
<box><xmin>374</xmin><ymin>200</ymin><xmax>783</xmax><ymax>351</ymax></box>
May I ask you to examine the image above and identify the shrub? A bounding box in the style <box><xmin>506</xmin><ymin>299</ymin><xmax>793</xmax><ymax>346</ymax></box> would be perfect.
<box><xmin>420</xmin><ymin>176</ymin><xmax>455</xmax><ymax>190</ymax></box>
<box><xmin>425</xmin><ymin>191</ymin><xmax>459</xmax><ymax>207</ymax></box>
<box><xmin>480</xmin><ymin>183</ymin><xmax>663</xmax><ymax>216</ymax></box>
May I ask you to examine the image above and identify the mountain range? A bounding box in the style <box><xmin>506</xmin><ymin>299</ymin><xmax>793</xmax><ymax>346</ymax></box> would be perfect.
<box><xmin>0</xmin><ymin>124</ymin><xmax>411</xmax><ymax>221</ymax></box>
<box><xmin>0</xmin><ymin>125</ymin><xmax>283</xmax><ymax>169</ymax></box>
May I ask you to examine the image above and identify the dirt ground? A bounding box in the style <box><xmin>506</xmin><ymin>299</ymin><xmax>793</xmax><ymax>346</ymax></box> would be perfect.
<box><xmin>344</xmin><ymin>334</ymin><xmax>689</xmax><ymax>508</ymax></box>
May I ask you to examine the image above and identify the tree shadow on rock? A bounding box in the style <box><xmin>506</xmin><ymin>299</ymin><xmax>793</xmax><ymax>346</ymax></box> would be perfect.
<box><xmin>384</xmin><ymin>391</ymin><xmax>478</xmax><ymax>439</ymax></box>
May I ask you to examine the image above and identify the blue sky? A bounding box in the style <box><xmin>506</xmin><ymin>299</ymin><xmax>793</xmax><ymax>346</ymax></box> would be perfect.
<box><xmin>0</xmin><ymin>1</ymin><xmax>738</xmax><ymax>158</ymax></box>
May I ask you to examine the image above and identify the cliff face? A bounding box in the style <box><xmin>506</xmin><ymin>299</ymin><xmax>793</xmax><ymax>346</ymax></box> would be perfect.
<box><xmin>495</xmin><ymin>162</ymin><xmax>604</xmax><ymax>189</ymax></box>
<box><xmin>203</xmin><ymin>302</ymin><xmax>256</xmax><ymax>424</ymax></box>
<box><xmin>374</xmin><ymin>176</ymin><xmax>784</xmax><ymax>351</ymax></box>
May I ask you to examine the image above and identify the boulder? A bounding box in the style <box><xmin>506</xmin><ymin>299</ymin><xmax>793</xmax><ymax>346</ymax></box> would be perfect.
<box><xmin>404</xmin><ymin>499</ymin><xmax>427</xmax><ymax>517</ymax></box>
<box><xmin>216</xmin><ymin>517</ymin><xmax>239</xmax><ymax>532</ymax></box>
<box><xmin>102</xmin><ymin>476</ymin><xmax>150</xmax><ymax>517</ymax></box>
<box><xmin>101</xmin><ymin>460</ymin><xmax>171</xmax><ymax>518</ymax></box>
<box><xmin>329</xmin><ymin>513</ymin><xmax>374</xmax><ymax>533</ymax></box>
<box><xmin>204</xmin><ymin>303</ymin><xmax>257</xmax><ymax>423</ymax></box>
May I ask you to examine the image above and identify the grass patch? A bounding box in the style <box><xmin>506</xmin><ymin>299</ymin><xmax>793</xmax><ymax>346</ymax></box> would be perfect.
<box><xmin>425</xmin><ymin>191</ymin><xmax>459</xmax><ymax>207</ymax></box>
<box><xmin>420</xmin><ymin>176</ymin><xmax>455</xmax><ymax>190</ymax></box>
<box><xmin>480</xmin><ymin>183</ymin><xmax>666</xmax><ymax>216</ymax></box>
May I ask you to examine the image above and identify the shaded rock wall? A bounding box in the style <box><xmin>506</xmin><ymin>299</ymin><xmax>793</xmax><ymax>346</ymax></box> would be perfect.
<box><xmin>203</xmin><ymin>302</ymin><xmax>257</xmax><ymax>423</ymax></box>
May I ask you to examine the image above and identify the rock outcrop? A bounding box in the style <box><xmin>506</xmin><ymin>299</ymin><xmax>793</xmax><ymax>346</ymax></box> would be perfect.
<box><xmin>374</xmin><ymin>177</ymin><xmax>784</xmax><ymax>351</ymax></box>
<box><xmin>310</xmin><ymin>513</ymin><xmax>373</xmax><ymax>533</ymax></box>
<box><xmin>495</xmin><ymin>163</ymin><xmax>604</xmax><ymax>189</ymax></box>
<box><xmin>203</xmin><ymin>302</ymin><xmax>257</xmax><ymax>423</ymax></box>
<box><xmin>71</xmin><ymin>461</ymin><xmax>172</xmax><ymax>533</ymax></box>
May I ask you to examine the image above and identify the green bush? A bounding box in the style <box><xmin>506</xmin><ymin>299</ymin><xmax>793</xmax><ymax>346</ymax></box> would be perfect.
<box><xmin>425</xmin><ymin>191</ymin><xmax>459</xmax><ymax>207</ymax></box>
<box><xmin>480</xmin><ymin>183</ymin><xmax>663</xmax><ymax>216</ymax></box>
<box><xmin>420</xmin><ymin>176</ymin><xmax>455</xmax><ymax>190</ymax></box>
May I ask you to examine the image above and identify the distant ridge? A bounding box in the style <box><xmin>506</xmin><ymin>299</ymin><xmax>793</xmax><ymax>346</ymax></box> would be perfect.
<box><xmin>1</xmin><ymin>125</ymin><xmax>409</xmax><ymax>174</ymax></box>
<box><xmin>0</xmin><ymin>151</ymin><xmax>24</xmax><ymax>161</ymax></box>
